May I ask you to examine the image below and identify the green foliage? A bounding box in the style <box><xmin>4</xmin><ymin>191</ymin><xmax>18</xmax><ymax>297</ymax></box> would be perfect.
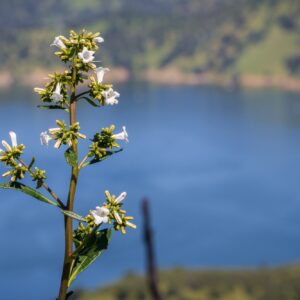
<box><xmin>77</xmin><ymin>265</ymin><xmax>300</xmax><ymax>300</ymax></box>
<box><xmin>60</xmin><ymin>210</ymin><xmax>88</xmax><ymax>223</ymax></box>
<box><xmin>0</xmin><ymin>182</ymin><xmax>58</xmax><ymax>206</ymax></box>
<box><xmin>2</xmin><ymin>0</ymin><xmax>299</xmax><ymax>78</ymax></box>
<box><xmin>0</xmin><ymin>182</ymin><xmax>87</xmax><ymax>221</ymax></box>
<box><xmin>65</xmin><ymin>147</ymin><xmax>78</xmax><ymax>167</ymax></box>
<box><xmin>85</xmin><ymin>149</ymin><xmax>123</xmax><ymax>167</ymax></box>
<box><xmin>69</xmin><ymin>228</ymin><xmax>112</xmax><ymax>286</ymax></box>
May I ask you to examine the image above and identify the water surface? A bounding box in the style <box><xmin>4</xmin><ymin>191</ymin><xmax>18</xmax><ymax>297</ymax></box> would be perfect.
<box><xmin>0</xmin><ymin>85</ymin><xmax>300</xmax><ymax>299</ymax></box>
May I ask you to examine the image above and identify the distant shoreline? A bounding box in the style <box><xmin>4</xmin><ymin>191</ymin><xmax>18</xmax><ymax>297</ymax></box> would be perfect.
<box><xmin>0</xmin><ymin>67</ymin><xmax>300</xmax><ymax>92</ymax></box>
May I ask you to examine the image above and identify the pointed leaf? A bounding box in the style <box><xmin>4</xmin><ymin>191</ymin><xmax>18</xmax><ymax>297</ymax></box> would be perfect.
<box><xmin>37</xmin><ymin>105</ymin><xmax>68</xmax><ymax>111</ymax></box>
<box><xmin>61</xmin><ymin>210</ymin><xmax>88</xmax><ymax>222</ymax></box>
<box><xmin>81</xmin><ymin>97</ymin><xmax>100</xmax><ymax>107</ymax></box>
<box><xmin>68</xmin><ymin>228</ymin><xmax>112</xmax><ymax>286</ymax></box>
<box><xmin>84</xmin><ymin>149</ymin><xmax>123</xmax><ymax>167</ymax></box>
<box><xmin>65</xmin><ymin>148</ymin><xmax>78</xmax><ymax>167</ymax></box>
<box><xmin>28</xmin><ymin>157</ymin><xmax>35</xmax><ymax>169</ymax></box>
<box><xmin>0</xmin><ymin>182</ymin><xmax>58</xmax><ymax>207</ymax></box>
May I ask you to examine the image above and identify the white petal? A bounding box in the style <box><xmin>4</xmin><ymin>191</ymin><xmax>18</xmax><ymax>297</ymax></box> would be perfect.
<box><xmin>2</xmin><ymin>140</ymin><xmax>11</xmax><ymax>151</ymax></box>
<box><xmin>78</xmin><ymin>52</ymin><xmax>84</xmax><ymax>60</ymax></box>
<box><xmin>96</xmin><ymin>206</ymin><xmax>109</xmax><ymax>217</ymax></box>
<box><xmin>78</xmin><ymin>47</ymin><xmax>95</xmax><ymax>64</ymax></box>
<box><xmin>115</xmin><ymin>192</ymin><xmax>127</xmax><ymax>204</ymax></box>
<box><xmin>112</xmin><ymin>126</ymin><xmax>129</xmax><ymax>143</ymax></box>
<box><xmin>95</xmin><ymin>67</ymin><xmax>109</xmax><ymax>83</ymax></box>
<box><xmin>54</xmin><ymin>83</ymin><xmax>61</xmax><ymax>94</ymax></box>
<box><xmin>94</xmin><ymin>215</ymin><xmax>103</xmax><ymax>225</ymax></box>
<box><xmin>94</xmin><ymin>36</ymin><xmax>104</xmax><ymax>43</ymax></box>
<box><xmin>101</xmin><ymin>207</ymin><xmax>110</xmax><ymax>216</ymax></box>
<box><xmin>51</xmin><ymin>36</ymin><xmax>66</xmax><ymax>49</ymax></box>
<box><xmin>122</xmin><ymin>126</ymin><xmax>128</xmax><ymax>142</ymax></box>
<box><xmin>102</xmin><ymin>216</ymin><xmax>108</xmax><ymax>223</ymax></box>
<box><xmin>54</xmin><ymin>140</ymin><xmax>62</xmax><ymax>149</ymax></box>
<box><xmin>105</xmin><ymin>97</ymin><xmax>119</xmax><ymax>106</ymax></box>
<box><xmin>48</xmin><ymin>127</ymin><xmax>60</xmax><ymax>133</ymax></box>
<box><xmin>40</xmin><ymin>132</ymin><xmax>51</xmax><ymax>146</ymax></box>
<box><xmin>9</xmin><ymin>131</ymin><xmax>17</xmax><ymax>147</ymax></box>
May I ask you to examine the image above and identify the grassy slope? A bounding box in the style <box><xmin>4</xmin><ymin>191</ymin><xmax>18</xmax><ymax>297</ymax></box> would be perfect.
<box><xmin>0</xmin><ymin>0</ymin><xmax>300</xmax><ymax>81</ymax></box>
<box><xmin>76</xmin><ymin>265</ymin><xmax>300</xmax><ymax>300</ymax></box>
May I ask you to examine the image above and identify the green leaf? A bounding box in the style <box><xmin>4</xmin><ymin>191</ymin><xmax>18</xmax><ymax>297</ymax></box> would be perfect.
<box><xmin>37</xmin><ymin>105</ymin><xmax>68</xmax><ymax>112</ymax></box>
<box><xmin>0</xmin><ymin>182</ymin><xmax>58</xmax><ymax>207</ymax></box>
<box><xmin>28</xmin><ymin>157</ymin><xmax>35</xmax><ymax>169</ymax></box>
<box><xmin>84</xmin><ymin>149</ymin><xmax>123</xmax><ymax>167</ymax></box>
<box><xmin>81</xmin><ymin>97</ymin><xmax>100</xmax><ymax>107</ymax></box>
<box><xmin>68</xmin><ymin>228</ymin><xmax>112</xmax><ymax>287</ymax></box>
<box><xmin>61</xmin><ymin>209</ymin><xmax>88</xmax><ymax>222</ymax></box>
<box><xmin>0</xmin><ymin>182</ymin><xmax>87</xmax><ymax>222</ymax></box>
<box><xmin>65</xmin><ymin>148</ymin><xmax>78</xmax><ymax>167</ymax></box>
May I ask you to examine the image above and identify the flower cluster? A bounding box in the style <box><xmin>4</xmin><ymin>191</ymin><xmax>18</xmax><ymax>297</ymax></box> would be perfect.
<box><xmin>51</xmin><ymin>30</ymin><xmax>103</xmax><ymax>71</ymax></box>
<box><xmin>0</xmin><ymin>132</ymin><xmax>25</xmax><ymax>166</ymax></box>
<box><xmin>89</xmin><ymin>75</ymin><xmax>120</xmax><ymax>106</ymax></box>
<box><xmin>74</xmin><ymin>190</ymin><xmax>136</xmax><ymax>241</ymax></box>
<box><xmin>88</xmin><ymin>125</ymin><xmax>128</xmax><ymax>160</ymax></box>
<box><xmin>31</xmin><ymin>167</ymin><xmax>46</xmax><ymax>189</ymax></box>
<box><xmin>40</xmin><ymin>120</ymin><xmax>86</xmax><ymax>148</ymax></box>
<box><xmin>2</xmin><ymin>163</ymin><xmax>27</xmax><ymax>182</ymax></box>
<box><xmin>34</xmin><ymin>71</ymin><xmax>73</xmax><ymax>105</ymax></box>
<box><xmin>0</xmin><ymin>132</ymin><xmax>48</xmax><ymax>185</ymax></box>
<box><xmin>0</xmin><ymin>132</ymin><xmax>28</xmax><ymax>182</ymax></box>
<box><xmin>34</xmin><ymin>30</ymin><xmax>120</xmax><ymax>109</ymax></box>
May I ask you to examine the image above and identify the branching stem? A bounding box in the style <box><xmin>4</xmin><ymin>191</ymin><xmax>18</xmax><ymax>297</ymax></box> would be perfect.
<box><xmin>78</xmin><ymin>154</ymin><xmax>89</xmax><ymax>169</ymax></box>
<box><xmin>58</xmin><ymin>66</ymin><xmax>80</xmax><ymax>300</ymax></box>
<box><xmin>17</xmin><ymin>158</ymin><xmax>65</xmax><ymax>209</ymax></box>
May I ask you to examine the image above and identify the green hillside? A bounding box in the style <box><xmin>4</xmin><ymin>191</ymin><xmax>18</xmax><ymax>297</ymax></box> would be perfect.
<box><xmin>76</xmin><ymin>265</ymin><xmax>300</xmax><ymax>300</ymax></box>
<box><xmin>0</xmin><ymin>0</ymin><xmax>300</xmax><ymax>84</ymax></box>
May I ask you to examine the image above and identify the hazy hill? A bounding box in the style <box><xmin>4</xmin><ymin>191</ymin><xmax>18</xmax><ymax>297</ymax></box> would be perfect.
<box><xmin>76</xmin><ymin>265</ymin><xmax>300</xmax><ymax>300</ymax></box>
<box><xmin>0</xmin><ymin>0</ymin><xmax>299</xmax><ymax>87</ymax></box>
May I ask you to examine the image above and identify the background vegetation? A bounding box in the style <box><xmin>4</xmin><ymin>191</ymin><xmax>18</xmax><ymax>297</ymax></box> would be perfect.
<box><xmin>75</xmin><ymin>265</ymin><xmax>300</xmax><ymax>300</ymax></box>
<box><xmin>1</xmin><ymin>0</ymin><xmax>300</xmax><ymax>82</ymax></box>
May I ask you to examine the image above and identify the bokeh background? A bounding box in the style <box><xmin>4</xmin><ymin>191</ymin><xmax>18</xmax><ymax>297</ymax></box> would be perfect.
<box><xmin>0</xmin><ymin>1</ymin><xmax>300</xmax><ymax>299</ymax></box>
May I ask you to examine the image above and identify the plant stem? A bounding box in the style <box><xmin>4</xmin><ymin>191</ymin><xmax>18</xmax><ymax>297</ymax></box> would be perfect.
<box><xmin>58</xmin><ymin>67</ymin><xmax>79</xmax><ymax>300</ymax></box>
<box><xmin>78</xmin><ymin>154</ymin><xmax>89</xmax><ymax>169</ymax></box>
<box><xmin>18</xmin><ymin>158</ymin><xmax>65</xmax><ymax>209</ymax></box>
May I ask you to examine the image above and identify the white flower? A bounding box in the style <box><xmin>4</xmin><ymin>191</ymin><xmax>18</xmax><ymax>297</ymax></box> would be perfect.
<box><xmin>34</xmin><ymin>87</ymin><xmax>46</xmax><ymax>93</ymax></box>
<box><xmin>94</xmin><ymin>36</ymin><xmax>104</xmax><ymax>43</ymax></box>
<box><xmin>91</xmin><ymin>206</ymin><xmax>110</xmax><ymax>225</ymax></box>
<box><xmin>95</xmin><ymin>67</ymin><xmax>110</xmax><ymax>83</ymax></box>
<box><xmin>78</xmin><ymin>47</ymin><xmax>95</xmax><ymax>64</ymax></box>
<box><xmin>40</xmin><ymin>132</ymin><xmax>52</xmax><ymax>146</ymax></box>
<box><xmin>51</xmin><ymin>83</ymin><xmax>63</xmax><ymax>103</ymax></box>
<box><xmin>1</xmin><ymin>131</ymin><xmax>18</xmax><ymax>151</ymax></box>
<box><xmin>113</xmin><ymin>126</ymin><xmax>129</xmax><ymax>143</ymax></box>
<box><xmin>101</xmin><ymin>88</ymin><xmax>120</xmax><ymax>105</ymax></box>
<box><xmin>115</xmin><ymin>192</ymin><xmax>127</xmax><ymax>204</ymax></box>
<box><xmin>50</xmin><ymin>36</ymin><xmax>66</xmax><ymax>49</ymax></box>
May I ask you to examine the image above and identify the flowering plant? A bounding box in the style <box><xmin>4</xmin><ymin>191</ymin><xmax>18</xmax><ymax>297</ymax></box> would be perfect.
<box><xmin>0</xmin><ymin>30</ymin><xmax>136</xmax><ymax>300</ymax></box>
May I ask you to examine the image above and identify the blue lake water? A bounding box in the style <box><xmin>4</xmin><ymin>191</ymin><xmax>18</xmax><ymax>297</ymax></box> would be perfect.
<box><xmin>0</xmin><ymin>84</ymin><xmax>300</xmax><ymax>299</ymax></box>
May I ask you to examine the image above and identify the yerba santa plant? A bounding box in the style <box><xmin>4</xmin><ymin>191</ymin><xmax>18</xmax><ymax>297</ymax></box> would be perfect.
<box><xmin>0</xmin><ymin>29</ymin><xmax>136</xmax><ymax>300</ymax></box>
